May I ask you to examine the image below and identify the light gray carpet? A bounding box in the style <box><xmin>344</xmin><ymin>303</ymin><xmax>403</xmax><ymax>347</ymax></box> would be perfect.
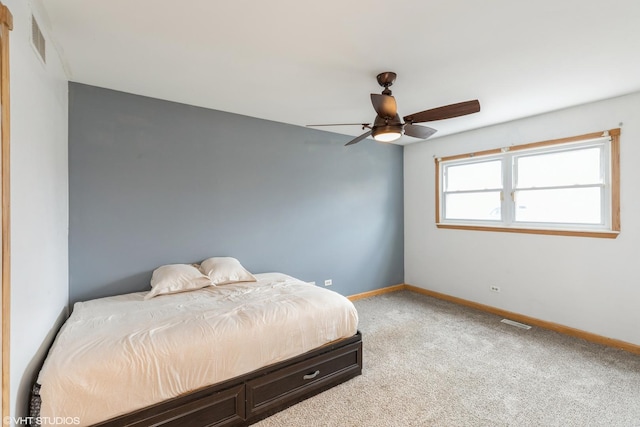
<box><xmin>255</xmin><ymin>290</ymin><xmax>640</xmax><ymax>427</ymax></box>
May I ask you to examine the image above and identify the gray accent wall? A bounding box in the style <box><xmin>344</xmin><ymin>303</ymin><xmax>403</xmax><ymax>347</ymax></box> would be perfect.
<box><xmin>69</xmin><ymin>83</ymin><xmax>403</xmax><ymax>305</ymax></box>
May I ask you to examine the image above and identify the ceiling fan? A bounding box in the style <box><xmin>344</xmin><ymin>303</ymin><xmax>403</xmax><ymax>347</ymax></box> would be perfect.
<box><xmin>308</xmin><ymin>72</ymin><xmax>481</xmax><ymax>146</ymax></box>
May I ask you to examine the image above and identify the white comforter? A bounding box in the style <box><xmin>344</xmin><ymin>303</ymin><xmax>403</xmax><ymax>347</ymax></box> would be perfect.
<box><xmin>37</xmin><ymin>273</ymin><xmax>358</xmax><ymax>426</ymax></box>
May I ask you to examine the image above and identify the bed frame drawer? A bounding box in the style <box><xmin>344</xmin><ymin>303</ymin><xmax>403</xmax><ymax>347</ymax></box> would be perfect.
<box><xmin>94</xmin><ymin>383</ymin><xmax>245</xmax><ymax>427</ymax></box>
<box><xmin>246</xmin><ymin>340</ymin><xmax>362</xmax><ymax>418</ymax></box>
<box><xmin>142</xmin><ymin>384</ymin><xmax>245</xmax><ymax>427</ymax></box>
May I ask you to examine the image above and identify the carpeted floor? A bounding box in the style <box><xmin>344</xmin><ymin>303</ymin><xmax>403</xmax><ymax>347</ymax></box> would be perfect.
<box><xmin>255</xmin><ymin>290</ymin><xmax>640</xmax><ymax>427</ymax></box>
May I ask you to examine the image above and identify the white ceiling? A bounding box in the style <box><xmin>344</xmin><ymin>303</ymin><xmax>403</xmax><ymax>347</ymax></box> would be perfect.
<box><xmin>40</xmin><ymin>0</ymin><xmax>640</xmax><ymax>145</ymax></box>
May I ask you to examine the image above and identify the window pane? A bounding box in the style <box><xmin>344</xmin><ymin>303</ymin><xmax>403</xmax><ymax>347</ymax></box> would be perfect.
<box><xmin>514</xmin><ymin>187</ymin><xmax>602</xmax><ymax>224</ymax></box>
<box><xmin>516</xmin><ymin>147</ymin><xmax>601</xmax><ymax>188</ymax></box>
<box><xmin>444</xmin><ymin>192</ymin><xmax>502</xmax><ymax>221</ymax></box>
<box><xmin>446</xmin><ymin>160</ymin><xmax>502</xmax><ymax>191</ymax></box>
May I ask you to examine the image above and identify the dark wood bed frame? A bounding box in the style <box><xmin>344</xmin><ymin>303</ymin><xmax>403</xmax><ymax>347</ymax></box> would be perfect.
<box><xmin>32</xmin><ymin>332</ymin><xmax>362</xmax><ymax>427</ymax></box>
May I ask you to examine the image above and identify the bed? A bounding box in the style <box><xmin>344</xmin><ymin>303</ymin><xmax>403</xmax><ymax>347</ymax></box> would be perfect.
<box><xmin>31</xmin><ymin>266</ymin><xmax>361</xmax><ymax>427</ymax></box>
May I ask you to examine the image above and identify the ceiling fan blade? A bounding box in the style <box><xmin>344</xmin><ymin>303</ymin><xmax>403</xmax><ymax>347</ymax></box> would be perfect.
<box><xmin>345</xmin><ymin>130</ymin><xmax>373</xmax><ymax>146</ymax></box>
<box><xmin>404</xmin><ymin>100</ymin><xmax>480</xmax><ymax>123</ymax></box>
<box><xmin>404</xmin><ymin>124</ymin><xmax>437</xmax><ymax>140</ymax></box>
<box><xmin>371</xmin><ymin>94</ymin><xmax>397</xmax><ymax>119</ymax></box>
<box><xmin>307</xmin><ymin>123</ymin><xmax>370</xmax><ymax>127</ymax></box>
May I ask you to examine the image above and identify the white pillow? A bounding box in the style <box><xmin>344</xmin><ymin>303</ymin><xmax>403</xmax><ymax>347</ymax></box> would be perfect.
<box><xmin>200</xmin><ymin>257</ymin><xmax>256</xmax><ymax>286</ymax></box>
<box><xmin>144</xmin><ymin>264</ymin><xmax>212</xmax><ymax>300</ymax></box>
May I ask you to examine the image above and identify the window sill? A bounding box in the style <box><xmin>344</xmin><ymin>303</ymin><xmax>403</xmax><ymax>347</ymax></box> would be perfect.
<box><xmin>436</xmin><ymin>223</ymin><xmax>620</xmax><ymax>239</ymax></box>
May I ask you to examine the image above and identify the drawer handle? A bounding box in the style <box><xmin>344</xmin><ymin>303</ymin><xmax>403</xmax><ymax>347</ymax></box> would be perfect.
<box><xmin>303</xmin><ymin>370</ymin><xmax>320</xmax><ymax>380</ymax></box>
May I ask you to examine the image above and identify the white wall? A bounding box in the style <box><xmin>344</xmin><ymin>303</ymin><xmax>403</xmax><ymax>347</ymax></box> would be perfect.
<box><xmin>5</xmin><ymin>0</ymin><xmax>68</xmax><ymax>418</ymax></box>
<box><xmin>405</xmin><ymin>91</ymin><xmax>640</xmax><ymax>346</ymax></box>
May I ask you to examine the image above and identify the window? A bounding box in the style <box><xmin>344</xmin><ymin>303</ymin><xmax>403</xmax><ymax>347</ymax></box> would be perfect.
<box><xmin>436</xmin><ymin>129</ymin><xmax>620</xmax><ymax>238</ymax></box>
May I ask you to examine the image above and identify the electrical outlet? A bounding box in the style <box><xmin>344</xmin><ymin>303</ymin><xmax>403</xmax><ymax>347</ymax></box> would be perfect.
<box><xmin>324</xmin><ymin>279</ymin><xmax>332</xmax><ymax>287</ymax></box>
<box><xmin>490</xmin><ymin>285</ymin><xmax>501</xmax><ymax>293</ymax></box>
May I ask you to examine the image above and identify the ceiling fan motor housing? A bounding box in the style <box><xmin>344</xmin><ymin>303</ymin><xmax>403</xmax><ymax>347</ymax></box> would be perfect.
<box><xmin>374</xmin><ymin>114</ymin><xmax>402</xmax><ymax>127</ymax></box>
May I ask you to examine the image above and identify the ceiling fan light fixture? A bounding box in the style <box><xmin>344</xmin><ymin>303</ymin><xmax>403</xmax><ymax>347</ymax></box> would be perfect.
<box><xmin>372</xmin><ymin>125</ymin><xmax>402</xmax><ymax>142</ymax></box>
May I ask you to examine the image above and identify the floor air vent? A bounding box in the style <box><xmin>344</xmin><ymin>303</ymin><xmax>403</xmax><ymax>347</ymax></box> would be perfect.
<box><xmin>501</xmin><ymin>319</ymin><xmax>532</xmax><ymax>330</ymax></box>
<box><xmin>31</xmin><ymin>15</ymin><xmax>46</xmax><ymax>64</ymax></box>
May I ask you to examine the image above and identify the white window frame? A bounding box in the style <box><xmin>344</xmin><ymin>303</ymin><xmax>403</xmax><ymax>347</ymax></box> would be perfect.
<box><xmin>435</xmin><ymin>129</ymin><xmax>621</xmax><ymax>239</ymax></box>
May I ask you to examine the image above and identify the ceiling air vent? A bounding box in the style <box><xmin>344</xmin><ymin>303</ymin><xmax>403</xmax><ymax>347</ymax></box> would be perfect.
<box><xmin>31</xmin><ymin>15</ymin><xmax>46</xmax><ymax>64</ymax></box>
